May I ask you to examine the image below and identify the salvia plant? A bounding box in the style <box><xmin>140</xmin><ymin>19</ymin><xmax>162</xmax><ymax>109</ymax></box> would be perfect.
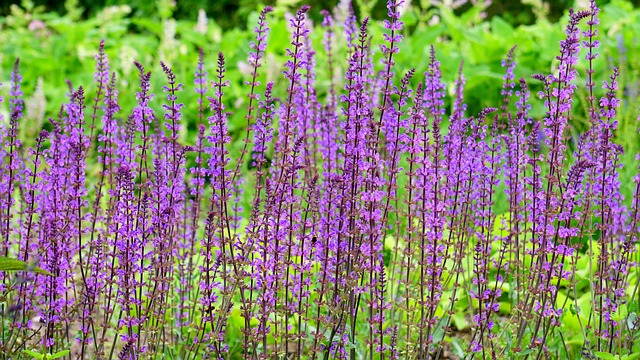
<box><xmin>0</xmin><ymin>0</ymin><xmax>639</xmax><ymax>359</ymax></box>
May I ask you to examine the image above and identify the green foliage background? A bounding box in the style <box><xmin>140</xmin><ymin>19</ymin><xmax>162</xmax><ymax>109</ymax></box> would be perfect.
<box><xmin>0</xmin><ymin>0</ymin><xmax>592</xmax><ymax>29</ymax></box>
<box><xmin>0</xmin><ymin>0</ymin><xmax>639</xmax><ymax>198</ymax></box>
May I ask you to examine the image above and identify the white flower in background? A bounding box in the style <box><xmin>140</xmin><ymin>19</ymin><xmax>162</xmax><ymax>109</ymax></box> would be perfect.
<box><xmin>195</xmin><ymin>9</ymin><xmax>208</xmax><ymax>35</ymax></box>
<box><xmin>119</xmin><ymin>45</ymin><xmax>138</xmax><ymax>78</ymax></box>
<box><xmin>164</xmin><ymin>19</ymin><xmax>177</xmax><ymax>46</ymax></box>
<box><xmin>334</xmin><ymin>0</ymin><xmax>351</xmax><ymax>29</ymax></box>
<box><xmin>24</xmin><ymin>77</ymin><xmax>45</xmax><ymax>138</ymax></box>
<box><xmin>96</xmin><ymin>5</ymin><xmax>131</xmax><ymax>23</ymax></box>
<box><xmin>237</xmin><ymin>60</ymin><xmax>252</xmax><ymax>79</ymax></box>
<box><xmin>428</xmin><ymin>14</ymin><xmax>440</xmax><ymax>26</ymax></box>
<box><xmin>575</xmin><ymin>0</ymin><xmax>590</xmax><ymax>11</ymax></box>
<box><xmin>522</xmin><ymin>0</ymin><xmax>550</xmax><ymax>19</ymax></box>
<box><xmin>398</xmin><ymin>0</ymin><xmax>412</xmax><ymax>17</ymax></box>
<box><xmin>26</xmin><ymin>77</ymin><xmax>45</xmax><ymax>121</ymax></box>
<box><xmin>431</xmin><ymin>0</ymin><xmax>468</xmax><ymax>9</ymax></box>
<box><xmin>265</xmin><ymin>53</ymin><xmax>280</xmax><ymax>84</ymax></box>
<box><xmin>160</xmin><ymin>19</ymin><xmax>177</xmax><ymax>62</ymax></box>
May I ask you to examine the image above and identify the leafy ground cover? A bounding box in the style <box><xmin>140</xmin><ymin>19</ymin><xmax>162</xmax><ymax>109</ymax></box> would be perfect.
<box><xmin>2</xmin><ymin>0</ymin><xmax>639</xmax><ymax>151</ymax></box>
<box><xmin>0</xmin><ymin>0</ymin><xmax>639</xmax><ymax>359</ymax></box>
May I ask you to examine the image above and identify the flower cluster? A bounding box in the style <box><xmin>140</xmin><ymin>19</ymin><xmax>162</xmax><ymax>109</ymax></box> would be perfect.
<box><xmin>0</xmin><ymin>1</ymin><xmax>637</xmax><ymax>359</ymax></box>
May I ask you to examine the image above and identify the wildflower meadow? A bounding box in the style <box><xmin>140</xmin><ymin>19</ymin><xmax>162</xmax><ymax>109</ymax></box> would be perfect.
<box><xmin>0</xmin><ymin>0</ymin><xmax>639</xmax><ymax>359</ymax></box>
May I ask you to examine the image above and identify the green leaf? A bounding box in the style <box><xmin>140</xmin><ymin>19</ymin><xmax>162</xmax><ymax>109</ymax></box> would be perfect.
<box><xmin>594</xmin><ymin>352</ymin><xmax>616</xmax><ymax>360</ymax></box>
<box><xmin>451</xmin><ymin>312</ymin><xmax>469</xmax><ymax>330</ymax></box>
<box><xmin>517</xmin><ymin>348</ymin><xmax>535</xmax><ymax>356</ymax></box>
<box><xmin>131</xmin><ymin>18</ymin><xmax>163</xmax><ymax>36</ymax></box>
<box><xmin>21</xmin><ymin>349</ymin><xmax>44</xmax><ymax>359</ymax></box>
<box><xmin>627</xmin><ymin>312</ymin><xmax>638</xmax><ymax>330</ymax></box>
<box><xmin>491</xmin><ymin>16</ymin><xmax>513</xmax><ymax>40</ymax></box>
<box><xmin>570</xmin><ymin>304</ymin><xmax>580</xmax><ymax>316</ymax></box>
<box><xmin>432</xmin><ymin>316</ymin><xmax>448</xmax><ymax>343</ymax></box>
<box><xmin>451</xmin><ymin>338</ymin><xmax>465</xmax><ymax>358</ymax></box>
<box><xmin>49</xmin><ymin>350</ymin><xmax>70</xmax><ymax>359</ymax></box>
<box><xmin>0</xmin><ymin>256</ymin><xmax>53</xmax><ymax>276</ymax></box>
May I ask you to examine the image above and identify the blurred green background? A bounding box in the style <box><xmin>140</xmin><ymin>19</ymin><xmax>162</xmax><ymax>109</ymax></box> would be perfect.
<box><xmin>4</xmin><ymin>0</ymin><xmax>640</xmax><ymax>29</ymax></box>
<box><xmin>1</xmin><ymin>0</ymin><xmax>639</xmax><ymax>200</ymax></box>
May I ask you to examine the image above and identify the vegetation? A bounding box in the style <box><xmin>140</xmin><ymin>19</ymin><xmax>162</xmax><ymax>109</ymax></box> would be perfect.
<box><xmin>0</xmin><ymin>0</ymin><xmax>639</xmax><ymax>359</ymax></box>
